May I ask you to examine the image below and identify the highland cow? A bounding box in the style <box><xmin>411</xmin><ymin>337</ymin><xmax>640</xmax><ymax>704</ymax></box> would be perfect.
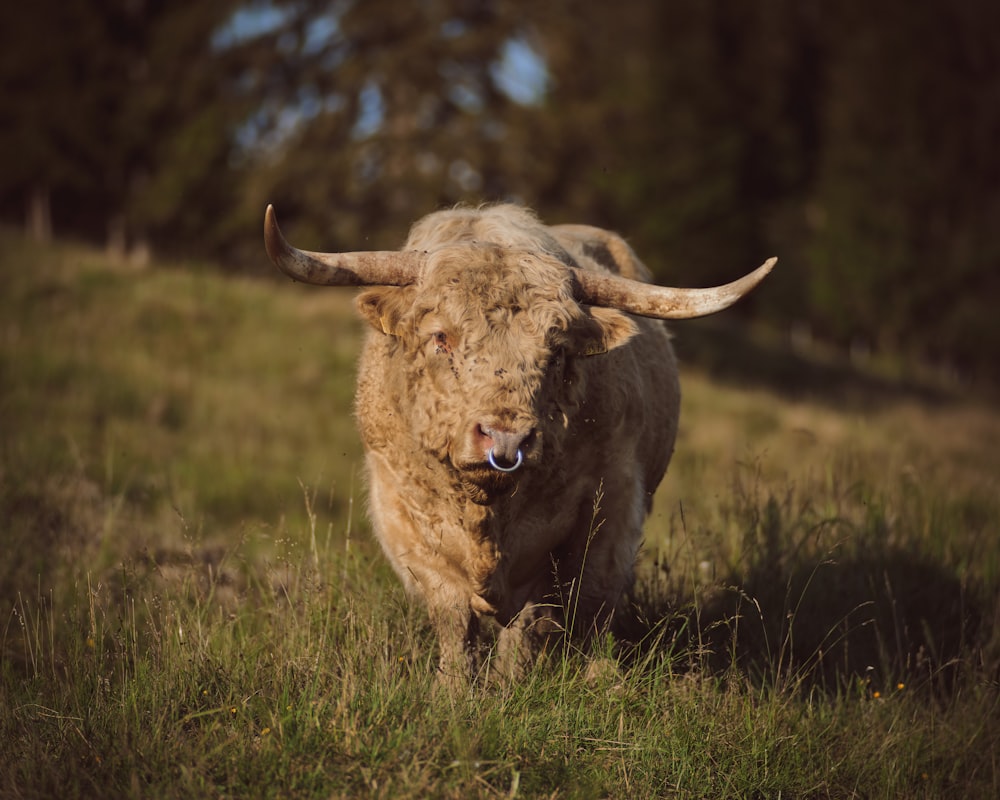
<box><xmin>263</xmin><ymin>203</ymin><xmax>774</xmax><ymax>682</ymax></box>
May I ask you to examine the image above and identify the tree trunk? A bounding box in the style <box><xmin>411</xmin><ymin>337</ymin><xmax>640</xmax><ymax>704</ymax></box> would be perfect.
<box><xmin>107</xmin><ymin>212</ymin><xmax>127</xmax><ymax>261</ymax></box>
<box><xmin>26</xmin><ymin>183</ymin><xmax>53</xmax><ymax>243</ymax></box>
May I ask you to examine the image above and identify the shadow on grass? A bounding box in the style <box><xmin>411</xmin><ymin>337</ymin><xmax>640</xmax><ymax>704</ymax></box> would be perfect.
<box><xmin>620</xmin><ymin>548</ymin><xmax>996</xmax><ymax>698</ymax></box>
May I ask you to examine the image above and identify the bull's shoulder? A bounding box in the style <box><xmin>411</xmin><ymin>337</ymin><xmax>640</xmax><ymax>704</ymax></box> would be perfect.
<box><xmin>547</xmin><ymin>224</ymin><xmax>653</xmax><ymax>283</ymax></box>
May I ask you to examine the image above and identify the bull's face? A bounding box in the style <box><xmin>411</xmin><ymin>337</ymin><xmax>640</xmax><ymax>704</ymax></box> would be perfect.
<box><xmin>355</xmin><ymin>244</ymin><xmax>637</xmax><ymax>502</ymax></box>
<box><xmin>264</xmin><ymin>204</ymin><xmax>773</xmax><ymax>499</ymax></box>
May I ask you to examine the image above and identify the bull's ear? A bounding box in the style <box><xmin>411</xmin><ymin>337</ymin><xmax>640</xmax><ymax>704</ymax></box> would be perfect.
<box><xmin>572</xmin><ymin>307</ymin><xmax>639</xmax><ymax>356</ymax></box>
<box><xmin>355</xmin><ymin>286</ymin><xmax>414</xmax><ymax>336</ymax></box>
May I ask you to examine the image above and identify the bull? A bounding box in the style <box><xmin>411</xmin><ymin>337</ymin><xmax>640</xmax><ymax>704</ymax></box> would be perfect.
<box><xmin>263</xmin><ymin>203</ymin><xmax>774</xmax><ymax>682</ymax></box>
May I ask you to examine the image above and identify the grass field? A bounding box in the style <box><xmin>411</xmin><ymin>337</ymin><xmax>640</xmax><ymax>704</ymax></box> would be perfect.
<box><xmin>2</xmin><ymin>230</ymin><xmax>998</xmax><ymax>798</ymax></box>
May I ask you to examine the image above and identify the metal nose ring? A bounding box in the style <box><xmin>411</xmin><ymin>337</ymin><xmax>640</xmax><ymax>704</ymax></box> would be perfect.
<box><xmin>487</xmin><ymin>447</ymin><xmax>524</xmax><ymax>473</ymax></box>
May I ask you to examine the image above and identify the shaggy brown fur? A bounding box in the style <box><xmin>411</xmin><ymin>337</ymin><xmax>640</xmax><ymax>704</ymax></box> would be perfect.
<box><xmin>353</xmin><ymin>205</ymin><xmax>679</xmax><ymax>683</ymax></box>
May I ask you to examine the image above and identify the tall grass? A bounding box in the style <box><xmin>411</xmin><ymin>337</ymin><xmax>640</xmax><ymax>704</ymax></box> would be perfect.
<box><xmin>2</xmin><ymin>230</ymin><xmax>998</xmax><ymax>797</ymax></box>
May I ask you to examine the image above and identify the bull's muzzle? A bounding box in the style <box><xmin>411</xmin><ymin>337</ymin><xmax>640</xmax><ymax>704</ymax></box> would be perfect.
<box><xmin>478</xmin><ymin>424</ymin><xmax>533</xmax><ymax>473</ymax></box>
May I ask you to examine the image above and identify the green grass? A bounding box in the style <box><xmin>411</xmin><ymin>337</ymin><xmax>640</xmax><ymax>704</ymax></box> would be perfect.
<box><xmin>2</xmin><ymin>229</ymin><xmax>998</xmax><ymax>798</ymax></box>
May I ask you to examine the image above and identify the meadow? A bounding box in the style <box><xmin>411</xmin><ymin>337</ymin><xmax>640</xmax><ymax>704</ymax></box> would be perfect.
<box><xmin>1</xmin><ymin>230</ymin><xmax>998</xmax><ymax>798</ymax></box>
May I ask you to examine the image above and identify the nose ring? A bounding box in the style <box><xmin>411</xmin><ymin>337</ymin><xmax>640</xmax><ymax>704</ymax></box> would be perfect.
<box><xmin>487</xmin><ymin>448</ymin><xmax>523</xmax><ymax>472</ymax></box>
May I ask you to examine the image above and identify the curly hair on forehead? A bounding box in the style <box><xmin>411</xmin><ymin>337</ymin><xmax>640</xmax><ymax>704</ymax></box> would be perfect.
<box><xmin>410</xmin><ymin>244</ymin><xmax>580</xmax><ymax>343</ymax></box>
<box><xmin>404</xmin><ymin>203</ymin><xmax>580</xmax><ymax>268</ymax></box>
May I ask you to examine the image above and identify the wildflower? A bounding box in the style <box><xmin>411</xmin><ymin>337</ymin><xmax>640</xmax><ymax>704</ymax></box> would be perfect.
<box><xmin>230</xmin><ymin>707</ymin><xmax>238</xmax><ymax>716</ymax></box>
<box><xmin>872</xmin><ymin>691</ymin><xmax>881</xmax><ymax>699</ymax></box>
<box><xmin>896</xmin><ymin>682</ymin><xmax>905</xmax><ymax>690</ymax></box>
<box><xmin>261</xmin><ymin>727</ymin><xmax>271</xmax><ymax>736</ymax></box>
<box><xmin>86</xmin><ymin>637</ymin><xmax>95</xmax><ymax>650</ymax></box>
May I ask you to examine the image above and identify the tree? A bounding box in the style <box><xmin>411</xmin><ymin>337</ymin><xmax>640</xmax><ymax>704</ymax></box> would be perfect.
<box><xmin>522</xmin><ymin>0</ymin><xmax>818</xmax><ymax>302</ymax></box>
<box><xmin>0</xmin><ymin>1</ymin><xmax>244</xmax><ymax>258</ymax></box>
<box><xmin>0</xmin><ymin>0</ymin><xmax>106</xmax><ymax>241</ymax></box>
<box><xmin>810</xmin><ymin>0</ymin><xmax>1000</xmax><ymax>376</ymax></box>
<box><xmin>3</xmin><ymin>0</ymin><xmax>997</xmax><ymax>379</ymax></box>
<box><xmin>91</xmin><ymin>1</ymin><xmax>248</xmax><ymax>259</ymax></box>
<box><xmin>224</xmin><ymin>0</ymin><xmax>550</xmax><ymax>255</ymax></box>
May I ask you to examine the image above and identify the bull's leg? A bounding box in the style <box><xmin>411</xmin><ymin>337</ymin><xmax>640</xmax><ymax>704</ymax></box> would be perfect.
<box><xmin>491</xmin><ymin>481</ymin><xmax>646</xmax><ymax>679</ymax></box>
<box><xmin>430</xmin><ymin>592</ymin><xmax>492</xmax><ymax>691</ymax></box>
<box><xmin>427</xmin><ymin>596</ymin><xmax>481</xmax><ymax>687</ymax></box>
<box><xmin>492</xmin><ymin>599</ymin><xmax>562</xmax><ymax>680</ymax></box>
<box><xmin>364</xmin><ymin>456</ymin><xmax>486</xmax><ymax>685</ymax></box>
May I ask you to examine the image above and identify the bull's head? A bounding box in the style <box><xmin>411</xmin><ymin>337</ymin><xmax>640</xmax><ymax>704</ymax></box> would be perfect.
<box><xmin>264</xmin><ymin>206</ymin><xmax>774</xmax><ymax>501</ymax></box>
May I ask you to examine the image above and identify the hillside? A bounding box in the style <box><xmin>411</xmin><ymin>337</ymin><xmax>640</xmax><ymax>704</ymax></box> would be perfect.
<box><xmin>2</xmin><ymin>231</ymin><xmax>998</xmax><ymax>798</ymax></box>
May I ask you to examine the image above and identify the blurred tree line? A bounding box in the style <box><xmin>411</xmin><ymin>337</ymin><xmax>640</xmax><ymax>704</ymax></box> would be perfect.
<box><xmin>2</xmin><ymin>0</ymin><xmax>998</xmax><ymax>382</ymax></box>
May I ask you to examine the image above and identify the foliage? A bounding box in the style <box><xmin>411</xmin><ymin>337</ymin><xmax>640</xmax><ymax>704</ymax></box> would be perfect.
<box><xmin>225</xmin><ymin>0</ymin><xmax>546</xmax><ymax>259</ymax></box>
<box><xmin>2</xmin><ymin>233</ymin><xmax>999</xmax><ymax>797</ymax></box>
<box><xmin>0</xmin><ymin>2</ymin><xmax>245</xmax><ymax>255</ymax></box>
<box><xmin>808</xmin><ymin>0</ymin><xmax>1000</xmax><ymax>373</ymax></box>
<box><xmin>1</xmin><ymin>0</ymin><xmax>998</xmax><ymax>378</ymax></box>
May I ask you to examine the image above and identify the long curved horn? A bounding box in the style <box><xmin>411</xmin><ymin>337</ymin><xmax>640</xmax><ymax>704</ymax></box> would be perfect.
<box><xmin>571</xmin><ymin>258</ymin><xmax>776</xmax><ymax>319</ymax></box>
<box><xmin>264</xmin><ymin>205</ymin><xmax>424</xmax><ymax>286</ymax></box>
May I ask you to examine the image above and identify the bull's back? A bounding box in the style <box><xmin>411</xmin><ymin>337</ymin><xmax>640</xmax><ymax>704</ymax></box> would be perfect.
<box><xmin>548</xmin><ymin>224</ymin><xmax>653</xmax><ymax>283</ymax></box>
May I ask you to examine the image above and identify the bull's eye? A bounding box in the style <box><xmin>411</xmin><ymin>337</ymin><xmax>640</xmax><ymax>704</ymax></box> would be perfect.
<box><xmin>431</xmin><ymin>331</ymin><xmax>451</xmax><ymax>355</ymax></box>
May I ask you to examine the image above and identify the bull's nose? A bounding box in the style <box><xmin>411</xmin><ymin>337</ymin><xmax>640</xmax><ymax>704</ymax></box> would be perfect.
<box><xmin>476</xmin><ymin>424</ymin><xmax>536</xmax><ymax>468</ymax></box>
